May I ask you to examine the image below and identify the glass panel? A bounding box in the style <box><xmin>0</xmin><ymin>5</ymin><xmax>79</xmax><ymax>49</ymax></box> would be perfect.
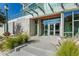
<box><xmin>43</xmin><ymin>18</ymin><xmax>60</xmax><ymax>35</ymax></box>
<box><xmin>45</xmin><ymin>25</ymin><xmax>48</xmax><ymax>35</ymax></box>
<box><xmin>35</xmin><ymin>21</ymin><xmax>37</xmax><ymax>35</ymax></box>
<box><xmin>50</xmin><ymin>24</ymin><xmax>53</xmax><ymax>35</ymax></box>
<box><xmin>55</xmin><ymin>23</ymin><xmax>60</xmax><ymax>35</ymax></box>
<box><xmin>74</xmin><ymin>10</ymin><xmax>79</xmax><ymax>36</ymax></box>
<box><xmin>64</xmin><ymin>33</ymin><xmax>72</xmax><ymax>37</ymax></box>
<box><xmin>74</xmin><ymin>21</ymin><xmax>79</xmax><ymax>35</ymax></box>
<box><xmin>64</xmin><ymin>12</ymin><xmax>72</xmax><ymax>37</ymax></box>
<box><xmin>74</xmin><ymin>10</ymin><xmax>79</xmax><ymax>20</ymax></box>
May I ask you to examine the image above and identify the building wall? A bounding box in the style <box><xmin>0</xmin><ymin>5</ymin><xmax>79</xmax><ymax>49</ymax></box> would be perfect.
<box><xmin>30</xmin><ymin>19</ymin><xmax>36</xmax><ymax>36</ymax></box>
<box><xmin>8</xmin><ymin>15</ymin><xmax>32</xmax><ymax>36</ymax></box>
<box><xmin>8</xmin><ymin>22</ymin><xmax>13</xmax><ymax>34</ymax></box>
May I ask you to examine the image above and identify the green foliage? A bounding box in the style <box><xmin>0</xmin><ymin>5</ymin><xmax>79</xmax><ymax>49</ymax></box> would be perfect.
<box><xmin>0</xmin><ymin>43</ymin><xmax>3</xmax><ymax>51</ymax></box>
<box><xmin>16</xmin><ymin>34</ymin><xmax>24</xmax><ymax>45</ymax></box>
<box><xmin>2</xmin><ymin>37</ymin><xmax>15</xmax><ymax>51</ymax></box>
<box><xmin>0</xmin><ymin>33</ymin><xmax>29</xmax><ymax>51</ymax></box>
<box><xmin>56</xmin><ymin>38</ymin><xmax>79</xmax><ymax>56</ymax></box>
<box><xmin>15</xmin><ymin>33</ymin><xmax>29</xmax><ymax>44</ymax></box>
<box><xmin>21</xmin><ymin>33</ymin><xmax>29</xmax><ymax>43</ymax></box>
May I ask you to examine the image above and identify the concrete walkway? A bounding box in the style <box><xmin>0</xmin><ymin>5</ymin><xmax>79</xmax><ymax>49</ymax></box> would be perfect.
<box><xmin>7</xmin><ymin>36</ymin><xmax>61</xmax><ymax>56</ymax></box>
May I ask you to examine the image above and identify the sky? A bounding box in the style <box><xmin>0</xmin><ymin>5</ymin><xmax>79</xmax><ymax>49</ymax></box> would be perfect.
<box><xmin>0</xmin><ymin>3</ymin><xmax>22</xmax><ymax>20</ymax></box>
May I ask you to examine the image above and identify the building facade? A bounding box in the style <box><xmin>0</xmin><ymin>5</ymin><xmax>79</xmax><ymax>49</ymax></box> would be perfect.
<box><xmin>0</xmin><ymin>3</ymin><xmax>79</xmax><ymax>37</ymax></box>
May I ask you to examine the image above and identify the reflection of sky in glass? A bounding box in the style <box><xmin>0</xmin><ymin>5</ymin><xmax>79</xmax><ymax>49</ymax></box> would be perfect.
<box><xmin>64</xmin><ymin>10</ymin><xmax>79</xmax><ymax>17</ymax></box>
<box><xmin>43</xmin><ymin>18</ymin><xmax>60</xmax><ymax>25</ymax></box>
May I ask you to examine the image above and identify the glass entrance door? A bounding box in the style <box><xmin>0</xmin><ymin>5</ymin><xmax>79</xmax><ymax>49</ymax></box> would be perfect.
<box><xmin>44</xmin><ymin>23</ymin><xmax>60</xmax><ymax>36</ymax></box>
<box><xmin>50</xmin><ymin>24</ymin><xmax>54</xmax><ymax>35</ymax></box>
<box><xmin>55</xmin><ymin>23</ymin><xmax>60</xmax><ymax>35</ymax></box>
<box><xmin>44</xmin><ymin>24</ymin><xmax>48</xmax><ymax>35</ymax></box>
<box><xmin>43</xmin><ymin>18</ymin><xmax>60</xmax><ymax>36</ymax></box>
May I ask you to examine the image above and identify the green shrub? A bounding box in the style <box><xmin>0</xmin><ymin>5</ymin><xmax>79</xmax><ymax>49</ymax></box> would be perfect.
<box><xmin>56</xmin><ymin>38</ymin><xmax>79</xmax><ymax>56</ymax></box>
<box><xmin>21</xmin><ymin>33</ymin><xmax>29</xmax><ymax>43</ymax></box>
<box><xmin>16</xmin><ymin>34</ymin><xmax>23</xmax><ymax>44</ymax></box>
<box><xmin>0</xmin><ymin>32</ymin><xmax>29</xmax><ymax>51</ymax></box>
<box><xmin>15</xmin><ymin>33</ymin><xmax>29</xmax><ymax>44</ymax></box>
<box><xmin>2</xmin><ymin>37</ymin><xmax>15</xmax><ymax>51</ymax></box>
<box><xmin>0</xmin><ymin>43</ymin><xmax>3</xmax><ymax>51</ymax></box>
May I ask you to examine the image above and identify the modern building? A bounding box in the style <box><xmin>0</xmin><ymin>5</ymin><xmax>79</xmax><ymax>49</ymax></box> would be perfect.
<box><xmin>0</xmin><ymin>3</ymin><xmax>79</xmax><ymax>37</ymax></box>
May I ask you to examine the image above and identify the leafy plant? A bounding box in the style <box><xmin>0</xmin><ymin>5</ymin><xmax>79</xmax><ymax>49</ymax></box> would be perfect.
<box><xmin>16</xmin><ymin>34</ymin><xmax>23</xmax><ymax>44</ymax></box>
<box><xmin>56</xmin><ymin>38</ymin><xmax>79</xmax><ymax>56</ymax></box>
<box><xmin>15</xmin><ymin>33</ymin><xmax>29</xmax><ymax>44</ymax></box>
<box><xmin>2</xmin><ymin>37</ymin><xmax>15</xmax><ymax>51</ymax></box>
<box><xmin>0</xmin><ymin>42</ymin><xmax>3</xmax><ymax>51</ymax></box>
<box><xmin>0</xmin><ymin>32</ymin><xmax>29</xmax><ymax>51</ymax></box>
<box><xmin>21</xmin><ymin>33</ymin><xmax>29</xmax><ymax>43</ymax></box>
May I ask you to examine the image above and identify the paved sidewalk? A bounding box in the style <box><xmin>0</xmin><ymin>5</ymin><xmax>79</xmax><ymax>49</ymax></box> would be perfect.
<box><xmin>5</xmin><ymin>36</ymin><xmax>61</xmax><ymax>56</ymax></box>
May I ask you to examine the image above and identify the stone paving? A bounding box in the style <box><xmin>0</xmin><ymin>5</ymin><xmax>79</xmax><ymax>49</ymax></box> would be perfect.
<box><xmin>4</xmin><ymin>36</ymin><xmax>61</xmax><ymax>56</ymax></box>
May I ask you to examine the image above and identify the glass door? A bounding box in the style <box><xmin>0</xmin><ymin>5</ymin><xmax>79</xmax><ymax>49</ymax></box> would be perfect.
<box><xmin>44</xmin><ymin>24</ymin><xmax>48</xmax><ymax>35</ymax></box>
<box><xmin>50</xmin><ymin>24</ymin><xmax>54</xmax><ymax>35</ymax></box>
<box><xmin>55</xmin><ymin>23</ymin><xmax>60</xmax><ymax>35</ymax></box>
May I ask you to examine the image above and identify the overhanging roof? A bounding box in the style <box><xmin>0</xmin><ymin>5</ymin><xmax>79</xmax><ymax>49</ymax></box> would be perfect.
<box><xmin>22</xmin><ymin>3</ymin><xmax>78</xmax><ymax>18</ymax></box>
<box><xmin>12</xmin><ymin>3</ymin><xmax>79</xmax><ymax>20</ymax></box>
<box><xmin>31</xmin><ymin>13</ymin><xmax>60</xmax><ymax>20</ymax></box>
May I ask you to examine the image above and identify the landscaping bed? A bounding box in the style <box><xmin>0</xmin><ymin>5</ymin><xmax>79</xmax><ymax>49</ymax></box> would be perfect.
<box><xmin>0</xmin><ymin>32</ymin><xmax>29</xmax><ymax>52</ymax></box>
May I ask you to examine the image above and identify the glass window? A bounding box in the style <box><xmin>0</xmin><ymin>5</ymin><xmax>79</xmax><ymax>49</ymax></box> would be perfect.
<box><xmin>74</xmin><ymin>21</ymin><xmax>79</xmax><ymax>35</ymax></box>
<box><xmin>45</xmin><ymin>25</ymin><xmax>48</xmax><ymax>35</ymax></box>
<box><xmin>55</xmin><ymin>23</ymin><xmax>60</xmax><ymax>35</ymax></box>
<box><xmin>50</xmin><ymin>24</ymin><xmax>53</xmax><ymax>35</ymax></box>
<box><xmin>0</xmin><ymin>23</ymin><xmax>3</xmax><ymax>27</ymax></box>
<box><xmin>74</xmin><ymin>10</ymin><xmax>79</xmax><ymax>20</ymax></box>
<box><xmin>64</xmin><ymin>12</ymin><xmax>72</xmax><ymax>37</ymax></box>
<box><xmin>74</xmin><ymin>10</ymin><xmax>79</xmax><ymax>35</ymax></box>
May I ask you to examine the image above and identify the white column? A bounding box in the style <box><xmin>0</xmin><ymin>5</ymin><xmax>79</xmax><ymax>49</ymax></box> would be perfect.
<box><xmin>72</xmin><ymin>12</ymin><xmax>74</xmax><ymax>37</ymax></box>
<box><xmin>54</xmin><ymin>24</ymin><xmax>56</xmax><ymax>35</ymax></box>
<box><xmin>60</xmin><ymin>13</ymin><xmax>64</xmax><ymax>37</ymax></box>
<box><xmin>48</xmin><ymin>24</ymin><xmax>50</xmax><ymax>35</ymax></box>
<box><xmin>37</xmin><ymin>20</ymin><xmax>41</xmax><ymax>36</ymax></box>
